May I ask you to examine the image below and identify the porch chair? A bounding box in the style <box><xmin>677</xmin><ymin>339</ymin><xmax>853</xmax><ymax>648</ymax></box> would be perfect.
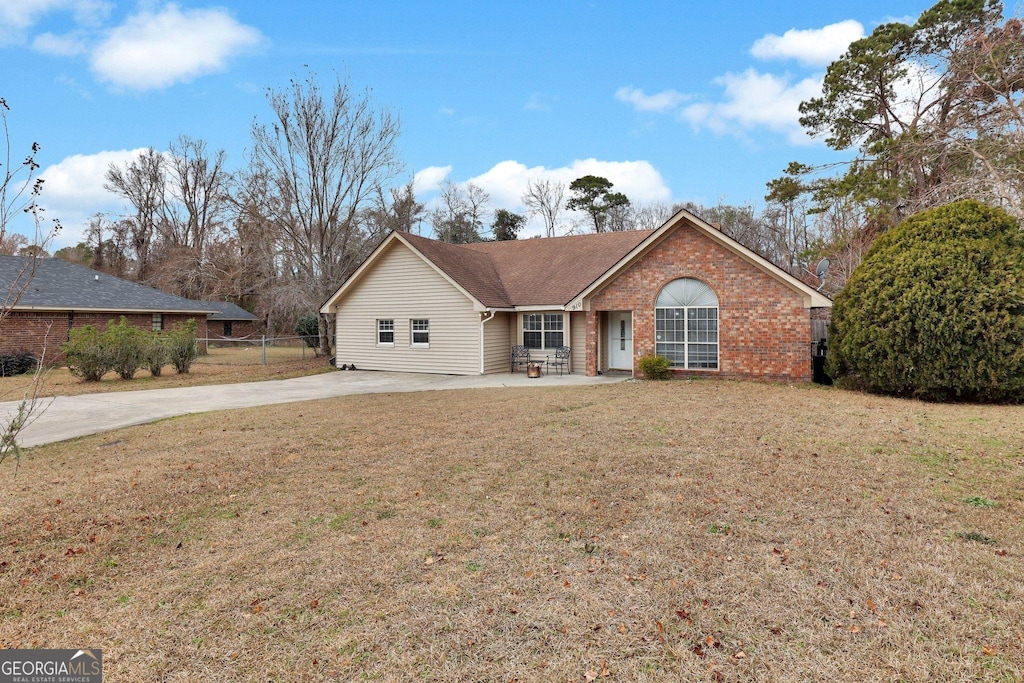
<box><xmin>511</xmin><ymin>345</ymin><xmax>532</xmax><ymax>373</ymax></box>
<box><xmin>547</xmin><ymin>346</ymin><xmax>571</xmax><ymax>376</ymax></box>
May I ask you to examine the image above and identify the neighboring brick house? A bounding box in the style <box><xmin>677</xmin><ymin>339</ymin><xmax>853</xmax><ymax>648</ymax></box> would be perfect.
<box><xmin>321</xmin><ymin>208</ymin><xmax>832</xmax><ymax>381</ymax></box>
<box><xmin>0</xmin><ymin>255</ymin><xmax>213</xmax><ymax>364</ymax></box>
<box><xmin>204</xmin><ymin>301</ymin><xmax>259</xmax><ymax>339</ymax></box>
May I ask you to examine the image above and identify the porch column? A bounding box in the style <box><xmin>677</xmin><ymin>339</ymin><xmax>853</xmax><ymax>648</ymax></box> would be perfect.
<box><xmin>586</xmin><ymin>309</ymin><xmax>599</xmax><ymax>376</ymax></box>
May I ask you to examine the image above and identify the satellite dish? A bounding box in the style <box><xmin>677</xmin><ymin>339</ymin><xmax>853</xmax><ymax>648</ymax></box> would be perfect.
<box><xmin>814</xmin><ymin>258</ymin><xmax>830</xmax><ymax>292</ymax></box>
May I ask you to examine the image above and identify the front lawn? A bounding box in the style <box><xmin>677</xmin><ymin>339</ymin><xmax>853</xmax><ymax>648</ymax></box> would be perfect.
<box><xmin>0</xmin><ymin>381</ymin><xmax>1020</xmax><ymax>681</ymax></box>
<box><xmin>0</xmin><ymin>347</ymin><xmax>331</xmax><ymax>399</ymax></box>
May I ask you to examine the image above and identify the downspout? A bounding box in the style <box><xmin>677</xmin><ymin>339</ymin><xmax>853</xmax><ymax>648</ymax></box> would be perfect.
<box><xmin>479</xmin><ymin>310</ymin><xmax>495</xmax><ymax>374</ymax></box>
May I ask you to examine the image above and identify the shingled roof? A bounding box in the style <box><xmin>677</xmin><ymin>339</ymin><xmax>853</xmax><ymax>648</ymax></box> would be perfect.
<box><xmin>401</xmin><ymin>230</ymin><xmax>654</xmax><ymax>307</ymax></box>
<box><xmin>203</xmin><ymin>301</ymin><xmax>259</xmax><ymax>321</ymax></box>
<box><xmin>324</xmin><ymin>209</ymin><xmax>833</xmax><ymax>314</ymax></box>
<box><xmin>0</xmin><ymin>255</ymin><xmax>215</xmax><ymax>314</ymax></box>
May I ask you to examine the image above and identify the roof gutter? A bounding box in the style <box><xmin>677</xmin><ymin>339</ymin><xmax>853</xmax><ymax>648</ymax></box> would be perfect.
<box><xmin>9</xmin><ymin>305</ymin><xmax>217</xmax><ymax>315</ymax></box>
<box><xmin>479</xmin><ymin>310</ymin><xmax>496</xmax><ymax>374</ymax></box>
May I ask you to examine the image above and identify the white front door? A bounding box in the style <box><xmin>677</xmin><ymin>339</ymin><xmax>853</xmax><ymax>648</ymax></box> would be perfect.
<box><xmin>608</xmin><ymin>311</ymin><xmax>633</xmax><ymax>369</ymax></box>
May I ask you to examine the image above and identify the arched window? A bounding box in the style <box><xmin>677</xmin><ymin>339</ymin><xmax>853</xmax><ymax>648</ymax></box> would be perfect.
<box><xmin>655</xmin><ymin>278</ymin><xmax>718</xmax><ymax>369</ymax></box>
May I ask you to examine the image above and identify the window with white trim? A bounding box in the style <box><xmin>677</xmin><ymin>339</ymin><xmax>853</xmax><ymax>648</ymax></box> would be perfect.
<box><xmin>377</xmin><ymin>319</ymin><xmax>394</xmax><ymax>346</ymax></box>
<box><xmin>523</xmin><ymin>313</ymin><xmax>564</xmax><ymax>350</ymax></box>
<box><xmin>655</xmin><ymin>278</ymin><xmax>718</xmax><ymax>369</ymax></box>
<box><xmin>152</xmin><ymin>313</ymin><xmax>163</xmax><ymax>331</ymax></box>
<box><xmin>410</xmin><ymin>319</ymin><xmax>429</xmax><ymax>347</ymax></box>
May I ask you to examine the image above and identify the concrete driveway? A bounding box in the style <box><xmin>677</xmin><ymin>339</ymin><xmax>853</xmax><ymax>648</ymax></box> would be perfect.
<box><xmin>0</xmin><ymin>370</ymin><xmax>628</xmax><ymax>449</ymax></box>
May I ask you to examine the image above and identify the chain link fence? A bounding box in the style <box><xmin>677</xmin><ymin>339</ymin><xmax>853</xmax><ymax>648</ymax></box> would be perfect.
<box><xmin>197</xmin><ymin>335</ymin><xmax>326</xmax><ymax>365</ymax></box>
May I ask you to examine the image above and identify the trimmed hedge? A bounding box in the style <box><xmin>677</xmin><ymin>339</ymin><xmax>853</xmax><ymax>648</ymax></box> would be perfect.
<box><xmin>166</xmin><ymin>319</ymin><xmax>199</xmax><ymax>374</ymax></box>
<box><xmin>105</xmin><ymin>317</ymin><xmax>148</xmax><ymax>380</ymax></box>
<box><xmin>827</xmin><ymin>200</ymin><xmax>1024</xmax><ymax>402</ymax></box>
<box><xmin>63</xmin><ymin>325</ymin><xmax>111</xmax><ymax>382</ymax></box>
<box><xmin>62</xmin><ymin>317</ymin><xmax>199</xmax><ymax>381</ymax></box>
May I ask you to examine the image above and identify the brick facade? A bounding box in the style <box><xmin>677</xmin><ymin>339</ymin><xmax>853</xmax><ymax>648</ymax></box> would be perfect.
<box><xmin>208</xmin><ymin>319</ymin><xmax>255</xmax><ymax>339</ymax></box>
<box><xmin>586</xmin><ymin>225</ymin><xmax>813</xmax><ymax>382</ymax></box>
<box><xmin>0</xmin><ymin>311</ymin><xmax>208</xmax><ymax>365</ymax></box>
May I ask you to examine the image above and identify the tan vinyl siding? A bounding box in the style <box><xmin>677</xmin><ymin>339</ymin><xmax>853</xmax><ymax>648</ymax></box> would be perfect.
<box><xmin>482</xmin><ymin>312</ymin><xmax>511</xmax><ymax>374</ymax></box>
<box><xmin>334</xmin><ymin>241</ymin><xmax>481</xmax><ymax>374</ymax></box>
<box><xmin>569</xmin><ymin>311</ymin><xmax>586</xmax><ymax>374</ymax></box>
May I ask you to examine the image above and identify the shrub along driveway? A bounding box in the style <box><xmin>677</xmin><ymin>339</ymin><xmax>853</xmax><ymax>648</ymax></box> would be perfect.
<box><xmin>0</xmin><ymin>370</ymin><xmax>626</xmax><ymax>447</ymax></box>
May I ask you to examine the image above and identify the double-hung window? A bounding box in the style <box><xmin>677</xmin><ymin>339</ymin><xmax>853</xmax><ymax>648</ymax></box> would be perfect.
<box><xmin>655</xmin><ymin>278</ymin><xmax>719</xmax><ymax>370</ymax></box>
<box><xmin>523</xmin><ymin>313</ymin><xmax>564</xmax><ymax>350</ymax></box>
<box><xmin>410</xmin><ymin>319</ymin><xmax>429</xmax><ymax>347</ymax></box>
<box><xmin>377</xmin><ymin>319</ymin><xmax>394</xmax><ymax>346</ymax></box>
<box><xmin>152</xmin><ymin>313</ymin><xmax>163</xmax><ymax>331</ymax></box>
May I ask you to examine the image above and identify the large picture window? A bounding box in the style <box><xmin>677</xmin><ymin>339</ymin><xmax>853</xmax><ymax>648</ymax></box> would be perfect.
<box><xmin>655</xmin><ymin>278</ymin><xmax>718</xmax><ymax>369</ymax></box>
<box><xmin>523</xmin><ymin>313</ymin><xmax>563</xmax><ymax>349</ymax></box>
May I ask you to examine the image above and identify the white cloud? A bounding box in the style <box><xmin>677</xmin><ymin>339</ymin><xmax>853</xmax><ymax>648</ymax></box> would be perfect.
<box><xmin>0</xmin><ymin>0</ymin><xmax>110</xmax><ymax>44</ymax></box>
<box><xmin>466</xmin><ymin>159</ymin><xmax>671</xmax><ymax>210</ymax></box>
<box><xmin>412</xmin><ymin>159</ymin><xmax>672</xmax><ymax>237</ymax></box>
<box><xmin>90</xmin><ymin>4</ymin><xmax>263</xmax><ymax>90</ymax></box>
<box><xmin>615</xmin><ymin>86</ymin><xmax>689</xmax><ymax>113</ymax></box>
<box><xmin>680</xmin><ymin>69</ymin><xmax>823</xmax><ymax>145</ymax></box>
<box><xmin>524</xmin><ymin>92</ymin><xmax>558</xmax><ymax>111</ymax></box>
<box><xmin>750</xmin><ymin>20</ymin><xmax>864</xmax><ymax>67</ymax></box>
<box><xmin>36</xmin><ymin>148</ymin><xmax>149</xmax><ymax>247</ymax></box>
<box><xmin>413</xmin><ymin>166</ymin><xmax>452</xmax><ymax>195</ymax></box>
<box><xmin>32</xmin><ymin>31</ymin><xmax>87</xmax><ymax>56</ymax></box>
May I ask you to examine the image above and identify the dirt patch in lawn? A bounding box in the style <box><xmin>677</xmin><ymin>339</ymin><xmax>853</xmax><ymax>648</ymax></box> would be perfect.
<box><xmin>0</xmin><ymin>352</ymin><xmax>332</xmax><ymax>399</ymax></box>
<box><xmin>1</xmin><ymin>380</ymin><xmax>1021</xmax><ymax>681</ymax></box>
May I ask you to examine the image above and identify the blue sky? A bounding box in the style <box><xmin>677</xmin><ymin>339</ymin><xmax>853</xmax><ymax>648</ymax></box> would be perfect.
<box><xmin>0</xmin><ymin>1</ymin><xmax>934</xmax><ymax>247</ymax></box>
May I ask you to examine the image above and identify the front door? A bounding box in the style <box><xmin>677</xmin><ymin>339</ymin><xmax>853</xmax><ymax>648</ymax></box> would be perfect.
<box><xmin>608</xmin><ymin>311</ymin><xmax>633</xmax><ymax>370</ymax></box>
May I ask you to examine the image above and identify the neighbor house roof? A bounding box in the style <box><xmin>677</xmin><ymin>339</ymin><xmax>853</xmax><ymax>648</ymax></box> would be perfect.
<box><xmin>322</xmin><ymin>210</ymin><xmax>832</xmax><ymax>313</ymax></box>
<box><xmin>0</xmin><ymin>255</ymin><xmax>216</xmax><ymax>314</ymax></box>
<box><xmin>202</xmin><ymin>301</ymin><xmax>259</xmax><ymax>321</ymax></box>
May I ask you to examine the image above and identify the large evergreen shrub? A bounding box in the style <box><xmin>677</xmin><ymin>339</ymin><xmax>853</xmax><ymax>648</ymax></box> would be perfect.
<box><xmin>295</xmin><ymin>314</ymin><xmax>321</xmax><ymax>348</ymax></box>
<box><xmin>827</xmin><ymin>200</ymin><xmax>1024</xmax><ymax>402</ymax></box>
<box><xmin>0</xmin><ymin>352</ymin><xmax>38</xmax><ymax>377</ymax></box>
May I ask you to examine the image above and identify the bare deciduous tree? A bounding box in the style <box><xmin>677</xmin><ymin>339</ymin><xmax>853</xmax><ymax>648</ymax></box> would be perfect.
<box><xmin>366</xmin><ymin>180</ymin><xmax>424</xmax><ymax>236</ymax></box>
<box><xmin>150</xmin><ymin>136</ymin><xmax>233</xmax><ymax>299</ymax></box>
<box><xmin>431</xmin><ymin>181</ymin><xmax>489</xmax><ymax>243</ymax></box>
<box><xmin>520</xmin><ymin>178</ymin><xmax>564</xmax><ymax>237</ymax></box>
<box><xmin>164</xmin><ymin>135</ymin><xmax>231</xmax><ymax>251</ymax></box>
<box><xmin>629</xmin><ymin>202</ymin><xmax>675</xmax><ymax>231</ymax></box>
<box><xmin>104</xmin><ymin>148</ymin><xmax>166</xmax><ymax>282</ymax></box>
<box><xmin>0</xmin><ymin>97</ymin><xmax>58</xmax><ymax>475</ymax></box>
<box><xmin>250</xmin><ymin>73</ymin><xmax>403</xmax><ymax>354</ymax></box>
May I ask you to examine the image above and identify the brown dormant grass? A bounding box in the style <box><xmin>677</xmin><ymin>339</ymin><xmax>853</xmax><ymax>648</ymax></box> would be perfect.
<box><xmin>0</xmin><ymin>351</ymin><xmax>331</xmax><ymax>399</ymax></box>
<box><xmin>1</xmin><ymin>380</ymin><xmax>1021</xmax><ymax>681</ymax></box>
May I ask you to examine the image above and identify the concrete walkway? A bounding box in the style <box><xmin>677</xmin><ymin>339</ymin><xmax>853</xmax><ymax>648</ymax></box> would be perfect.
<box><xmin>0</xmin><ymin>370</ymin><xmax>628</xmax><ymax>448</ymax></box>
